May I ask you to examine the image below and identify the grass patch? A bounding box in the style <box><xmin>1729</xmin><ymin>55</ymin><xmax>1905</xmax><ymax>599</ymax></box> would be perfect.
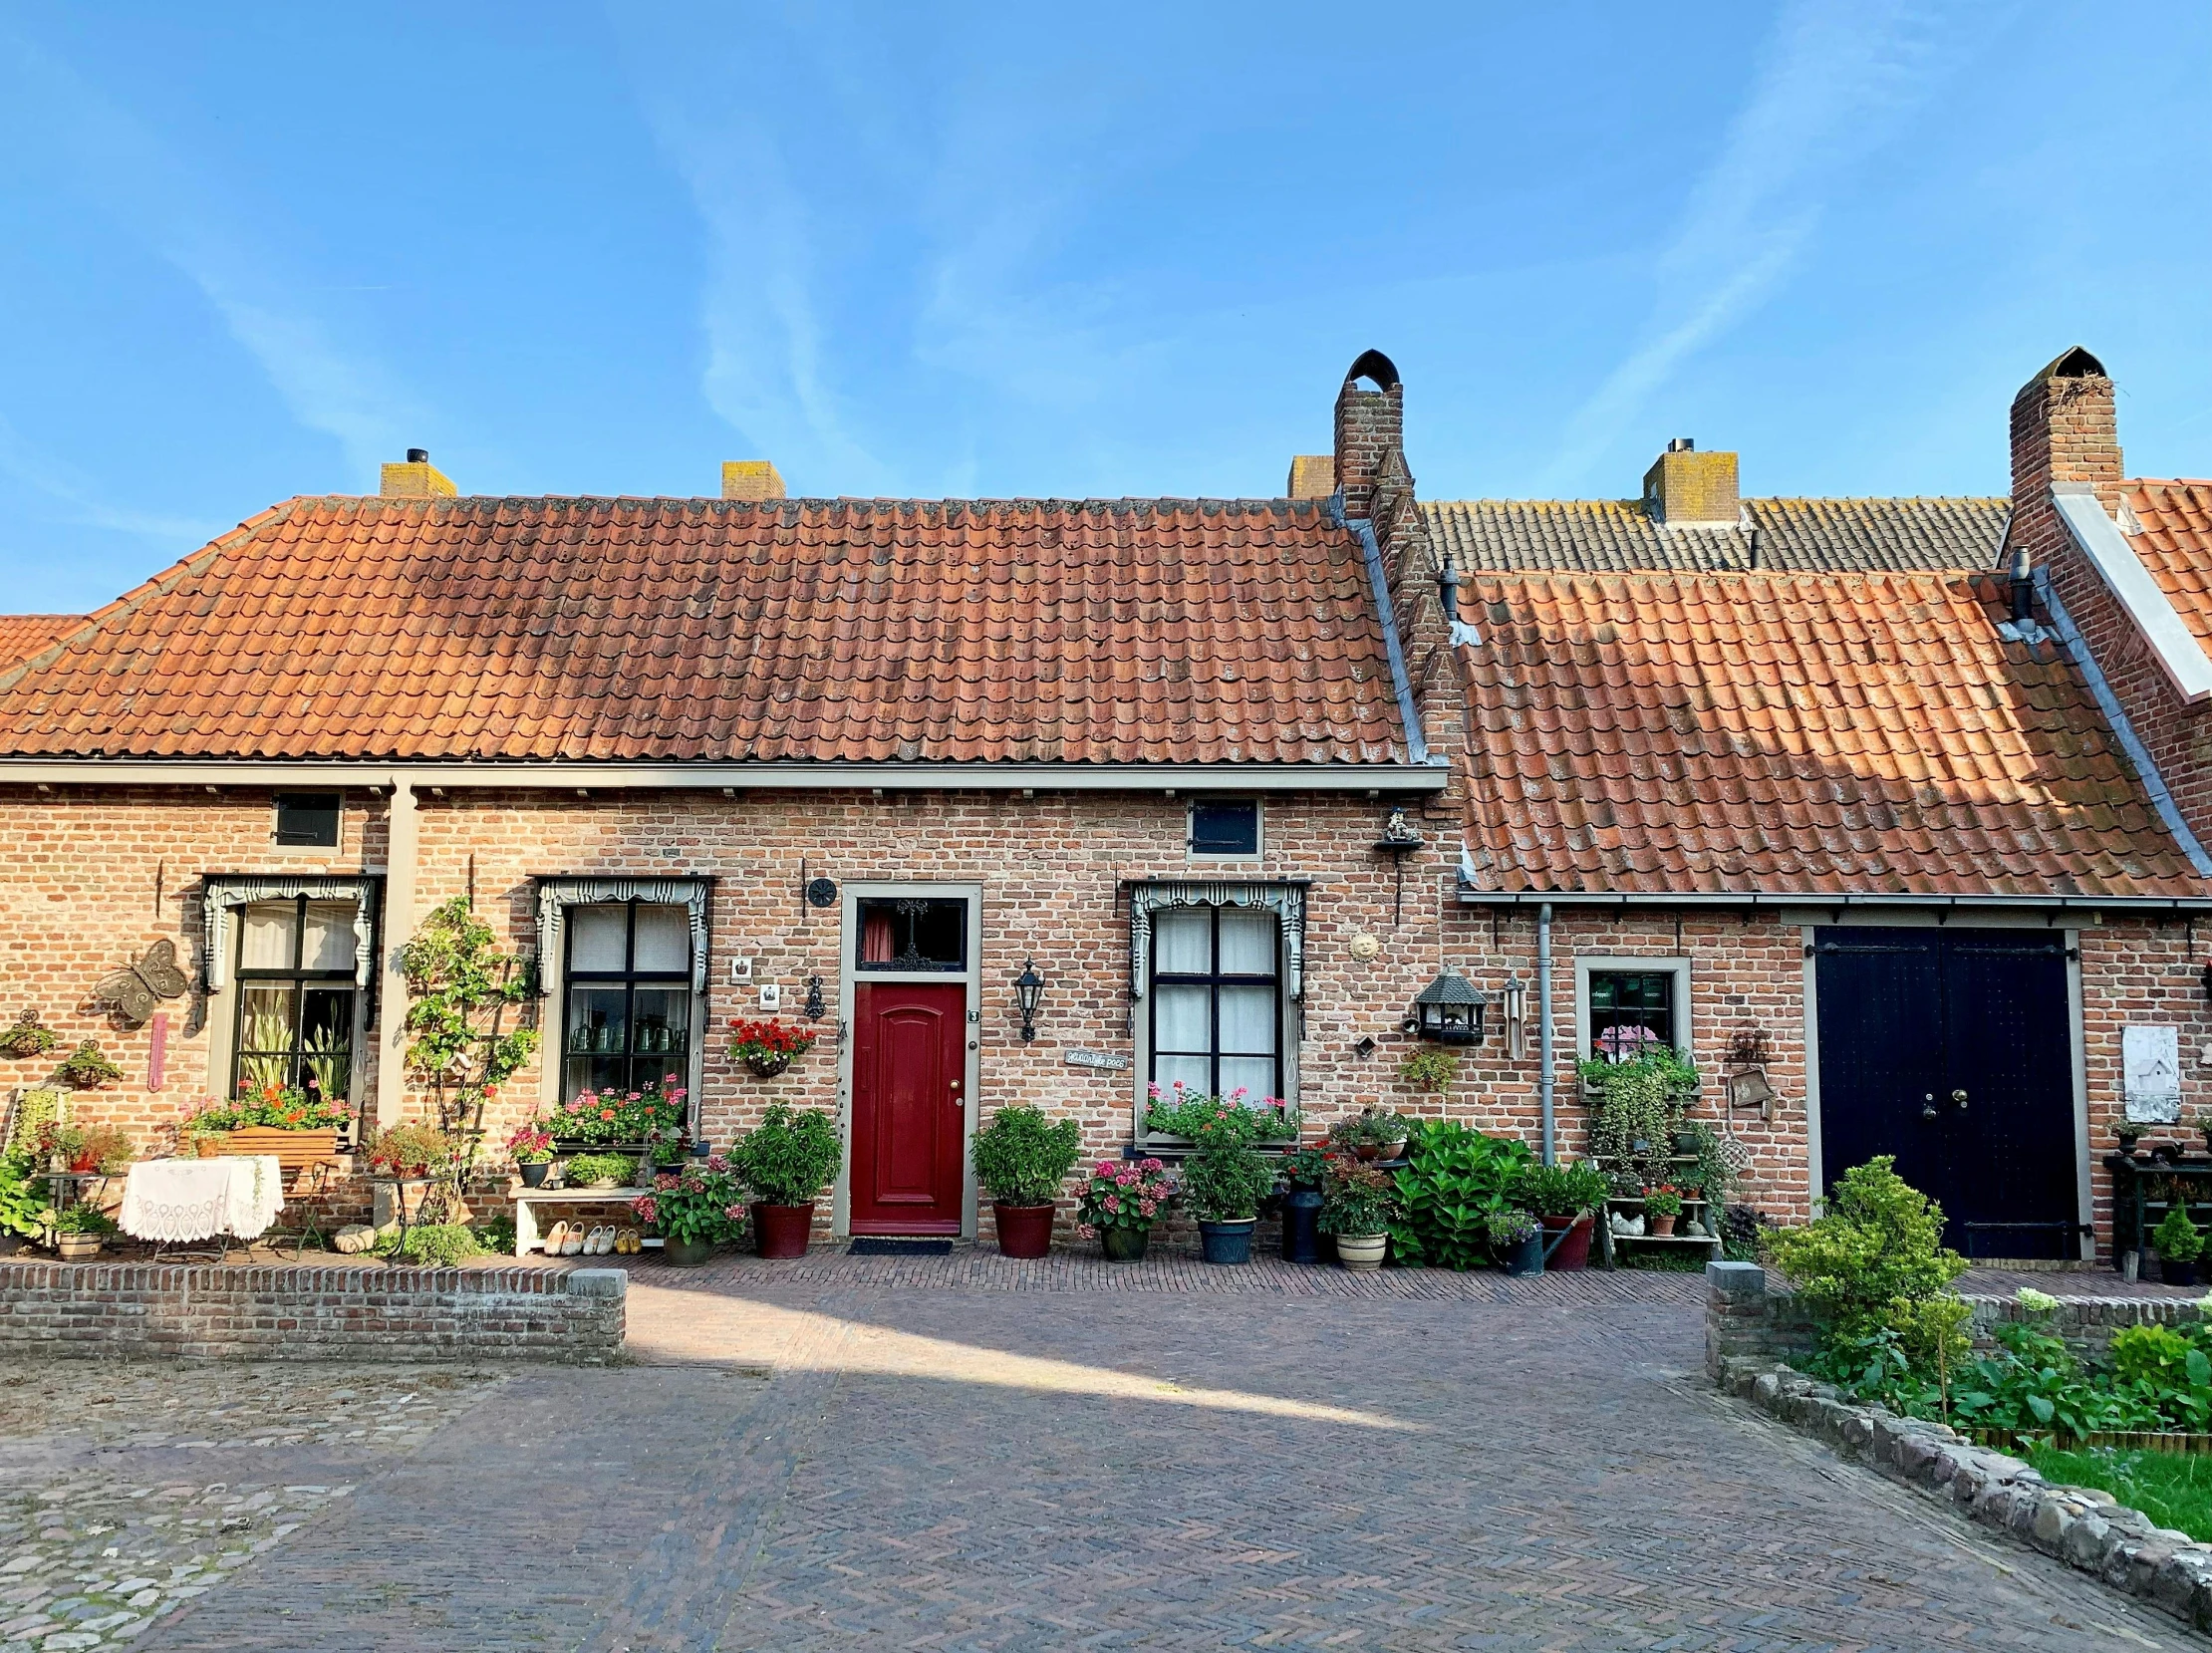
<box><xmin>2027</xmin><ymin>1446</ymin><xmax>2212</xmax><ymax>1543</ymax></box>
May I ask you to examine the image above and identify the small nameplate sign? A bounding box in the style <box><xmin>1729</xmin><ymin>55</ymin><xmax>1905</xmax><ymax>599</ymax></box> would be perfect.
<box><xmin>1064</xmin><ymin>1048</ymin><xmax>1131</xmax><ymax>1072</ymax></box>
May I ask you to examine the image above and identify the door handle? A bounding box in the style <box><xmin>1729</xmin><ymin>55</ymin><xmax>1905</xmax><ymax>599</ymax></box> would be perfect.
<box><xmin>1951</xmin><ymin>1089</ymin><xmax>1969</xmax><ymax>1111</ymax></box>
<box><xmin>949</xmin><ymin>1080</ymin><xmax>963</xmax><ymax>1093</ymax></box>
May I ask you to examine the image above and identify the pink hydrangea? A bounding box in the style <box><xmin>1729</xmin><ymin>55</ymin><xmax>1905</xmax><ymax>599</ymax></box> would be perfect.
<box><xmin>1103</xmin><ymin>1194</ymin><xmax>1121</xmax><ymax>1214</ymax></box>
<box><xmin>632</xmin><ymin>1195</ymin><xmax>659</xmax><ymax>1224</ymax></box>
<box><xmin>1138</xmin><ymin>1199</ymin><xmax>1157</xmax><ymax>1217</ymax></box>
<box><xmin>1075</xmin><ymin>1223</ymin><xmax>1096</xmax><ymax>1240</ymax></box>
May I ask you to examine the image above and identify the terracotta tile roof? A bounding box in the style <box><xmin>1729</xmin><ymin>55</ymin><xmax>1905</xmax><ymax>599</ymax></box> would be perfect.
<box><xmin>0</xmin><ymin>615</ymin><xmax>83</xmax><ymax>668</ymax></box>
<box><xmin>1425</xmin><ymin>496</ymin><xmax>2008</xmax><ymax>575</ymax></box>
<box><xmin>1459</xmin><ymin>569</ymin><xmax>2206</xmax><ymax>900</ymax></box>
<box><xmin>2123</xmin><ymin>479</ymin><xmax>2212</xmax><ymax>655</ymax></box>
<box><xmin>0</xmin><ymin>495</ymin><xmax>1412</xmax><ymax>766</ymax></box>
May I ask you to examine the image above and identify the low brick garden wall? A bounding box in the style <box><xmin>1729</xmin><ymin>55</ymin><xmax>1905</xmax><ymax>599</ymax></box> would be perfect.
<box><xmin>0</xmin><ymin>1260</ymin><xmax>626</xmax><ymax>1362</ymax></box>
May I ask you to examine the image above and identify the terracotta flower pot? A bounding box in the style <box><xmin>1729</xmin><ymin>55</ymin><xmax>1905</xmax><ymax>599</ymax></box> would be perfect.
<box><xmin>1540</xmin><ymin>1213</ymin><xmax>1595</xmax><ymax>1271</ymax></box>
<box><xmin>752</xmin><ymin>1202</ymin><xmax>814</xmax><ymax>1258</ymax></box>
<box><xmin>993</xmin><ymin>1201</ymin><xmax>1054</xmax><ymax>1258</ymax></box>
<box><xmin>1648</xmin><ymin>1214</ymin><xmax>1678</xmax><ymax>1238</ymax></box>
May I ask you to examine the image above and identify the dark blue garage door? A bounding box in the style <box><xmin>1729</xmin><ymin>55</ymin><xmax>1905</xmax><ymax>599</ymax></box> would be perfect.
<box><xmin>1814</xmin><ymin>928</ymin><xmax>2079</xmax><ymax>1258</ymax></box>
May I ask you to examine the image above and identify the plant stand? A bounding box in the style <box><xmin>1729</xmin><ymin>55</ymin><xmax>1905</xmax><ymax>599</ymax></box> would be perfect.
<box><xmin>1603</xmin><ymin>1194</ymin><xmax>1721</xmax><ymax>1266</ymax></box>
<box><xmin>512</xmin><ymin>1187</ymin><xmax>665</xmax><ymax>1258</ymax></box>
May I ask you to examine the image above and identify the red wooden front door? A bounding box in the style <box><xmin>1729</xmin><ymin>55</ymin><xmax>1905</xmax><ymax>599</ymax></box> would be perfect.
<box><xmin>851</xmin><ymin>982</ymin><xmax>967</xmax><ymax>1234</ymax></box>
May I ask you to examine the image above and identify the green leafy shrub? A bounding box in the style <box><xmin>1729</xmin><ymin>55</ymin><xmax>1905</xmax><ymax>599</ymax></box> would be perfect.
<box><xmin>49</xmin><ymin>1204</ymin><xmax>117</xmax><ymax>1236</ymax></box>
<box><xmin>3</xmin><ymin>1086</ymin><xmax>63</xmax><ymax>1160</ymax></box>
<box><xmin>1768</xmin><ymin>1156</ymin><xmax>1967</xmax><ymax>1348</ymax></box>
<box><xmin>1511</xmin><ymin>1160</ymin><xmax>1609</xmax><ymax>1219</ymax></box>
<box><xmin>1182</xmin><ymin>1142</ymin><xmax>1275</xmax><ymax>1223</ymax></box>
<box><xmin>55</xmin><ymin>1041</ymin><xmax>124</xmax><ymax>1087</ymax></box>
<box><xmin>2156</xmin><ymin>1206</ymin><xmax>2205</xmax><ymax>1262</ymax></box>
<box><xmin>0</xmin><ymin>1159</ymin><xmax>45</xmax><ymax>1239</ymax></box>
<box><xmin>1582</xmin><ymin>1049</ymin><xmax>1696</xmax><ymax>1188</ymax></box>
<box><xmin>365</xmin><ymin>1122</ymin><xmax>458</xmax><ymax>1178</ymax></box>
<box><xmin>1387</xmin><ymin>1119</ymin><xmax>1532</xmax><ymax>1268</ymax></box>
<box><xmin>731</xmin><ymin>1104</ymin><xmax>842</xmax><ymax>1206</ymax></box>
<box><xmin>970</xmin><ymin>1106</ymin><xmax>1084</xmax><ymax>1205</ymax></box>
<box><xmin>562</xmin><ymin>1152</ymin><xmax>637</xmax><ymax>1188</ymax></box>
<box><xmin>387</xmin><ymin>1223</ymin><xmax>481</xmax><ymax>1267</ymax></box>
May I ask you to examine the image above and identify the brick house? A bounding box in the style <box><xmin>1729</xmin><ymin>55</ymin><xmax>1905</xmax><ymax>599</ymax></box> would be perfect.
<box><xmin>0</xmin><ymin>348</ymin><xmax>2207</xmax><ymax>1259</ymax></box>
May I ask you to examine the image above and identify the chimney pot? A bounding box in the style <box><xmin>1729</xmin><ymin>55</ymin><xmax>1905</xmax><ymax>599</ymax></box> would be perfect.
<box><xmin>1667</xmin><ymin>436</ymin><xmax>1695</xmax><ymax>453</ymax></box>
<box><xmin>406</xmin><ymin>447</ymin><xmax>428</xmax><ymax>463</ymax></box>
<box><xmin>722</xmin><ymin>460</ymin><xmax>786</xmax><ymax>502</ymax></box>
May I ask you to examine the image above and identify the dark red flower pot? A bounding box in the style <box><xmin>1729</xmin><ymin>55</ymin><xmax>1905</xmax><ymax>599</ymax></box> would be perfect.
<box><xmin>1540</xmin><ymin>1213</ymin><xmax>1594</xmax><ymax>1271</ymax></box>
<box><xmin>993</xmin><ymin>1202</ymin><xmax>1054</xmax><ymax>1258</ymax></box>
<box><xmin>752</xmin><ymin>1202</ymin><xmax>814</xmax><ymax>1258</ymax></box>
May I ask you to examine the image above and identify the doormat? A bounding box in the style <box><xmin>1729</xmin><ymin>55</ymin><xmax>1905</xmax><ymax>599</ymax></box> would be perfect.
<box><xmin>848</xmin><ymin>1238</ymin><xmax>953</xmax><ymax>1257</ymax></box>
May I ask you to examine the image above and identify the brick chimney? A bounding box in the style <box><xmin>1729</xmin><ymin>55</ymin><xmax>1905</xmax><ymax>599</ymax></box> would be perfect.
<box><xmin>1333</xmin><ymin>351</ymin><xmax>1402</xmax><ymax>520</ymax></box>
<box><xmin>2010</xmin><ymin>346</ymin><xmax>2121</xmax><ymax>518</ymax></box>
<box><xmin>721</xmin><ymin>460</ymin><xmax>786</xmax><ymax>501</ymax></box>
<box><xmin>380</xmin><ymin>448</ymin><xmax>455</xmax><ymax>498</ymax></box>
<box><xmin>1641</xmin><ymin>438</ymin><xmax>1738</xmax><ymax>525</ymax></box>
<box><xmin>1286</xmin><ymin>455</ymin><xmax>1334</xmax><ymax>500</ymax></box>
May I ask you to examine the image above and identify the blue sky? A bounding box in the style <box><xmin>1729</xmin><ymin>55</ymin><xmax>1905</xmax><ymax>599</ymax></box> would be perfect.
<box><xmin>0</xmin><ymin>1</ymin><xmax>2206</xmax><ymax>612</ymax></box>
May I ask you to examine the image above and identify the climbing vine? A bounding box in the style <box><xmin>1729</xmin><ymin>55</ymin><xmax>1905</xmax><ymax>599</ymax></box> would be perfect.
<box><xmin>1581</xmin><ymin>1047</ymin><xmax>1698</xmax><ymax>1191</ymax></box>
<box><xmin>398</xmin><ymin>898</ymin><xmax>538</xmax><ymax>1212</ymax></box>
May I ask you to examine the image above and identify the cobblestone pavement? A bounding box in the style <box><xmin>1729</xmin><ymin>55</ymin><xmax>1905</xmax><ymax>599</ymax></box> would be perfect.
<box><xmin>0</xmin><ymin>1263</ymin><xmax>2164</xmax><ymax>1652</ymax></box>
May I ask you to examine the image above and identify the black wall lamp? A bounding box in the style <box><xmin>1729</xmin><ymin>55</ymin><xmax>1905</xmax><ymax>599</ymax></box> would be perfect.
<box><xmin>1014</xmin><ymin>958</ymin><xmax>1044</xmax><ymax>1042</ymax></box>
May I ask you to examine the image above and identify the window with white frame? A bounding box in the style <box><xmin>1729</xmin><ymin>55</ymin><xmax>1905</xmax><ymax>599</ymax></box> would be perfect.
<box><xmin>1149</xmin><ymin>905</ymin><xmax>1281</xmax><ymax>1100</ymax></box>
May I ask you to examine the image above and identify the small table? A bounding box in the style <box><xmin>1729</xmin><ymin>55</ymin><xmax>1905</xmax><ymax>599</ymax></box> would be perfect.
<box><xmin>512</xmin><ymin>1187</ymin><xmax>664</xmax><ymax>1258</ymax></box>
<box><xmin>119</xmin><ymin>1156</ymin><xmax>284</xmax><ymax>1260</ymax></box>
<box><xmin>2107</xmin><ymin>1152</ymin><xmax>2212</xmax><ymax>1269</ymax></box>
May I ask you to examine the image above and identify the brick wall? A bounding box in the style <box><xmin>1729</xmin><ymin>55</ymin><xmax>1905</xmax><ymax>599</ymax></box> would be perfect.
<box><xmin>0</xmin><ymin>1259</ymin><xmax>625</xmax><ymax>1361</ymax></box>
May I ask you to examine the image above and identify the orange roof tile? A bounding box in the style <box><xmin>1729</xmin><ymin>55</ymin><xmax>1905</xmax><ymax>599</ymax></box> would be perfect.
<box><xmin>0</xmin><ymin>496</ymin><xmax>1411</xmax><ymax>766</ymax></box>
<box><xmin>0</xmin><ymin>615</ymin><xmax>83</xmax><ymax>669</ymax></box>
<box><xmin>1459</xmin><ymin>570</ymin><xmax>2205</xmax><ymax>900</ymax></box>
<box><xmin>2124</xmin><ymin>479</ymin><xmax>2212</xmax><ymax>655</ymax></box>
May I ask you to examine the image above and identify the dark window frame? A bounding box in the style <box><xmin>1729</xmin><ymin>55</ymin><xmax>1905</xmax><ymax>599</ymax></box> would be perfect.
<box><xmin>230</xmin><ymin>895</ymin><xmax>356</xmax><ymax>1110</ymax></box>
<box><xmin>560</xmin><ymin>900</ymin><xmax>694</xmax><ymax>1099</ymax></box>
<box><xmin>1189</xmin><ymin>797</ymin><xmax>1261</xmax><ymax>858</ymax></box>
<box><xmin>1586</xmin><ymin>967</ymin><xmax>1679</xmax><ymax>1063</ymax></box>
<box><xmin>854</xmin><ymin>897</ymin><xmax>969</xmax><ymax>973</ymax></box>
<box><xmin>273</xmin><ymin>791</ymin><xmax>342</xmax><ymax>849</ymax></box>
<box><xmin>1147</xmin><ymin>905</ymin><xmax>1283</xmax><ymax>1100</ymax></box>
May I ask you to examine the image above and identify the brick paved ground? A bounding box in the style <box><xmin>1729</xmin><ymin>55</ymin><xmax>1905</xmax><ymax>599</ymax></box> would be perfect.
<box><xmin>0</xmin><ymin>1253</ymin><xmax>2163</xmax><ymax>1651</ymax></box>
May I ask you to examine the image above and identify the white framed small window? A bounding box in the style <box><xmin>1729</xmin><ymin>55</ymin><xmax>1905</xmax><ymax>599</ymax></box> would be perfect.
<box><xmin>1575</xmin><ymin>957</ymin><xmax>1691</xmax><ymax>1063</ymax></box>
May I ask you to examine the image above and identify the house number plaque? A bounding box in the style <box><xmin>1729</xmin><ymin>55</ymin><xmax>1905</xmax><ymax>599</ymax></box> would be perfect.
<box><xmin>1064</xmin><ymin>1049</ymin><xmax>1131</xmax><ymax>1072</ymax></box>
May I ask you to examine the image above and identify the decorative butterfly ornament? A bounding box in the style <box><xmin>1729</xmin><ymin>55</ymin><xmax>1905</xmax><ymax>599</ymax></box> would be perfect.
<box><xmin>95</xmin><ymin>939</ymin><xmax>191</xmax><ymax>1022</ymax></box>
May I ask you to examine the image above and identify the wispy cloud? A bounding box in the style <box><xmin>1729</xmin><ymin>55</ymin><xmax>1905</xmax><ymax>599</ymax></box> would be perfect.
<box><xmin>1542</xmin><ymin>0</ymin><xmax>1982</xmax><ymax>492</ymax></box>
<box><xmin>0</xmin><ymin>29</ymin><xmax>423</xmax><ymax>478</ymax></box>
<box><xmin>0</xmin><ymin>414</ymin><xmax>220</xmax><ymax>545</ymax></box>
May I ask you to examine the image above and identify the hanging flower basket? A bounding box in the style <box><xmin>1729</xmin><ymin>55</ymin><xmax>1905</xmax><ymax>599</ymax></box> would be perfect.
<box><xmin>729</xmin><ymin>1018</ymin><xmax>815</xmax><ymax>1079</ymax></box>
<box><xmin>0</xmin><ymin>1013</ymin><xmax>58</xmax><ymax>1060</ymax></box>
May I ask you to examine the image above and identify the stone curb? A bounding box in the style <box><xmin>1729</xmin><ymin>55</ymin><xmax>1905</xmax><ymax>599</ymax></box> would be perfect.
<box><xmin>1719</xmin><ymin>1352</ymin><xmax>2212</xmax><ymax>1634</ymax></box>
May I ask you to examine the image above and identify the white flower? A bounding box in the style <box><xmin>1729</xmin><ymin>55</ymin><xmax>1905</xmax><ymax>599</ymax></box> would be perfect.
<box><xmin>2015</xmin><ymin>1286</ymin><xmax>2061</xmax><ymax>1314</ymax></box>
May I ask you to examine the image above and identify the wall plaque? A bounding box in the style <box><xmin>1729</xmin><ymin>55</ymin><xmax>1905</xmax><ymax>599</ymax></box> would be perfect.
<box><xmin>1064</xmin><ymin>1048</ymin><xmax>1131</xmax><ymax>1072</ymax></box>
<box><xmin>2123</xmin><ymin>1024</ymin><xmax>2182</xmax><ymax>1124</ymax></box>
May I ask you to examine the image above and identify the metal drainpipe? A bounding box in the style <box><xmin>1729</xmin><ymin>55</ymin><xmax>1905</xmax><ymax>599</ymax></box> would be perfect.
<box><xmin>1537</xmin><ymin>901</ymin><xmax>1554</xmax><ymax>1165</ymax></box>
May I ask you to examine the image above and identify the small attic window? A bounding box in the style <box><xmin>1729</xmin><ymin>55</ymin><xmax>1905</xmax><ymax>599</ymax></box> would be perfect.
<box><xmin>273</xmin><ymin>792</ymin><xmax>341</xmax><ymax>849</ymax></box>
<box><xmin>1190</xmin><ymin>798</ymin><xmax>1261</xmax><ymax>858</ymax></box>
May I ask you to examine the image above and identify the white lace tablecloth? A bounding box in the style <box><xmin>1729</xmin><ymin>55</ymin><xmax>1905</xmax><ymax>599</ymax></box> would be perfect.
<box><xmin>120</xmin><ymin>1156</ymin><xmax>285</xmax><ymax>1241</ymax></box>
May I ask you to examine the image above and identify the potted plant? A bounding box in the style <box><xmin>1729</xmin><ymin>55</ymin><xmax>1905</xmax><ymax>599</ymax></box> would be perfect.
<box><xmin>55</xmin><ymin>1040</ymin><xmax>123</xmax><ymax>1089</ymax></box>
<box><xmin>1075</xmin><ymin>1157</ymin><xmax>1174</xmax><ymax>1260</ymax></box>
<box><xmin>727</xmin><ymin>1017</ymin><xmax>818</xmax><ymax>1079</ymax></box>
<box><xmin>970</xmin><ymin>1105</ymin><xmax>1083</xmax><ymax>1258</ymax></box>
<box><xmin>35</xmin><ymin>1121</ymin><xmax>89</xmax><ymax>1175</ymax></box>
<box><xmin>2155</xmin><ymin>1204</ymin><xmax>2205</xmax><ymax>1286</ymax></box>
<box><xmin>0</xmin><ymin>1011</ymin><xmax>58</xmax><ymax>1060</ymax></box>
<box><xmin>180</xmin><ymin>1080</ymin><xmax>353</xmax><ymax>1170</ymax></box>
<box><xmin>78</xmin><ymin>1125</ymin><xmax>134</xmax><ymax>1177</ymax></box>
<box><xmin>1641</xmin><ymin>1185</ymin><xmax>1684</xmax><ymax>1238</ymax></box>
<box><xmin>1399</xmin><ymin>1049</ymin><xmax>1460</xmax><ymax>1095</ymax></box>
<box><xmin>1144</xmin><ymin>1082</ymin><xmax>1298</xmax><ymax>1145</ymax></box>
<box><xmin>1327</xmin><ymin>1108</ymin><xmax>1409</xmax><ymax>1163</ymax></box>
<box><xmin>364</xmin><ymin>1122</ymin><xmax>458</xmax><ymax>1180</ymax></box>
<box><xmin>563</xmin><ymin>1151</ymin><xmax>635</xmax><ymax>1191</ymax></box>
<box><xmin>2116</xmin><ymin>1122</ymin><xmax>2146</xmax><ymax>1156</ymax></box>
<box><xmin>507</xmin><ymin>1121</ymin><xmax>555</xmax><ymax>1187</ymax></box>
<box><xmin>1183</xmin><ymin>1145</ymin><xmax>1273</xmax><ymax>1266</ymax></box>
<box><xmin>1487</xmin><ymin>1206</ymin><xmax>1542</xmax><ymax>1276</ymax></box>
<box><xmin>730</xmin><ymin>1104</ymin><xmax>842</xmax><ymax>1257</ymax></box>
<box><xmin>50</xmin><ymin>1204</ymin><xmax>116</xmax><ymax>1260</ymax></box>
<box><xmin>1318</xmin><ymin>1154</ymin><xmax>1399</xmax><ymax>1269</ymax></box>
<box><xmin>551</xmin><ymin>1077</ymin><xmax>689</xmax><ymax>1150</ymax></box>
<box><xmin>1513</xmin><ymin>1161</ymin><xmax>1609</xmax><ymax>1270</ymax></box>
<box><xmin>1275</xmin><ymin>1146</ymin><xmax>1329</xmax><ymax>1263</ymax></box>
<box><xmin>633</xmin><ymin>1155</ymin><xmax>747</xmax><ymax>1264</ymax></box>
